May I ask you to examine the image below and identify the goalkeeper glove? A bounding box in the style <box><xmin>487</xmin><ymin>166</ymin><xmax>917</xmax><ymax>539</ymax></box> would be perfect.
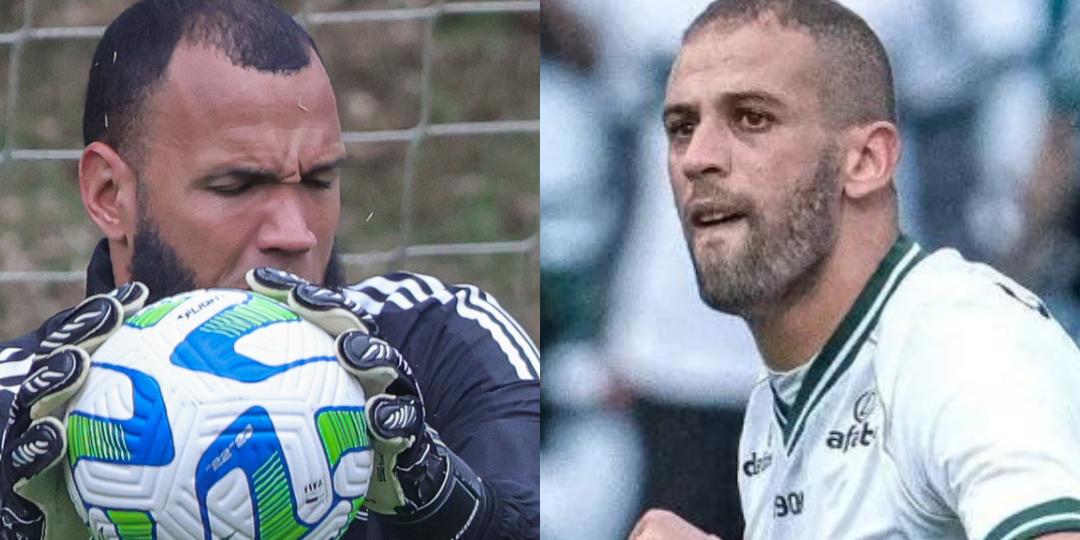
<box><xmin>0</xmin><ymin>282</ymin><xmax>148</xmax><ymax>540</ymax></box>
<box><xmin>246</xmin><ymin>268</ymin><xmax>488</xmax><ymax>539</ymax></box>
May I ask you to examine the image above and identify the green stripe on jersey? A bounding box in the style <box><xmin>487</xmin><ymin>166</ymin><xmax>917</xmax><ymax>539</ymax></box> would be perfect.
<box><xmin>771</xmin><ymin>386</ymin><xmax>791</xmax><ymax>428</ymax></box>
<box><xmin>781</xmin><ymin>235</ymin><xmax>926</xmax><ymax>453</ymax></box>
<box><xmin>986</xmin><ymin>497</ymin><xmax>1080</xmax><ymax>540</ymax></box>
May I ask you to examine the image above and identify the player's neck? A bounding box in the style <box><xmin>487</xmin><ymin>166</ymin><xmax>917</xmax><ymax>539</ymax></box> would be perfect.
<box><xmin>748</xmin><ymin>228</ymin><xmax>898</xmax><ymax>372</ymax></box>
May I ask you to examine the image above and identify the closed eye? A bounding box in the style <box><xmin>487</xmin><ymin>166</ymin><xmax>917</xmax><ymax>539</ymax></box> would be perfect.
<box><xmin>300</xmin><ymin>156</ymin><xmax>347</xmax><ymax>190</ymax></box>
<box><xmin>203</xmin><ymin>167</ymin><xmax>278</xmax><ymax>197</ymax></box>
<box><xmin>207</xmin><ymin>176</ymin><xmax>259</xmax><ymax>196</ymax></box>
<box><xmin>302</xmin><ymin>177</ymin><xmax>335</xmax><ymax>190</ymax></box>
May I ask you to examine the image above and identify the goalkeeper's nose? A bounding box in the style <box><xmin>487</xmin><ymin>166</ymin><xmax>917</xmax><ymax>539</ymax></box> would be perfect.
<box><xmin>255</xmin><ymin>187</ymin><xmax>319</xmax><ymax>254</ymax></box>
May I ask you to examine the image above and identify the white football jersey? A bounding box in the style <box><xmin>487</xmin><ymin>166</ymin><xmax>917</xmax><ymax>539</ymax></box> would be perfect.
<box><xmin>738</xmin><ymin>236</ymin><xmax>1080</xmax><ymax>540</ymax></box>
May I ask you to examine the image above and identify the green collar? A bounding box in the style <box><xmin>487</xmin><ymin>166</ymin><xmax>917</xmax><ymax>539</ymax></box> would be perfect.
<box><xmin>772</xmin><ymin>235</ymin><xmax>927</xmax><ymax>453</ymax></box>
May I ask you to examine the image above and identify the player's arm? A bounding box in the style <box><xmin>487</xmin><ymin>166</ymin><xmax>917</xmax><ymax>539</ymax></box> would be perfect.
<box><xmin>892</xmin><ymin>300</ymin><xmax>1080</xmax><ymax>540</ymax></box>
<box><xmin>628</xmin><ymin>509</ymin><xmax>722</xmax><ymax>540</ymax></box>
<box><xmin>248</xmin><ymin>268</ymin><xmax>539</xmax><ymax>539</ymax></box>
<box><xmin>405</xmin><ymin>315</ymin><xmax>539</xmax><ymax>539</ymax></box>
<box><xmin>1039</xmin><ymin>533</ymin><xmax>1080</xmax><ymax>539</ymax></box>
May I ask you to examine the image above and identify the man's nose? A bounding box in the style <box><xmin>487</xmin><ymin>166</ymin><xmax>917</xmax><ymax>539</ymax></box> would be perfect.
<box><xmin>681</xmin><ymin>120</ymin><xmax>732</xmax><ymax>182</ymax></box>
<box><xmin>256</xmin><ymin>187</ymin><xmax>318</xmax><ymax>254</ymax></box>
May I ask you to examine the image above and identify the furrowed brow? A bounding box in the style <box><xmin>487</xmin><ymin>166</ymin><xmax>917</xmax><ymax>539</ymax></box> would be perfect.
<box><xmin>302</xmin><ymin>155</ymin><xmax>350</xmax><ymax>177</ymax></box>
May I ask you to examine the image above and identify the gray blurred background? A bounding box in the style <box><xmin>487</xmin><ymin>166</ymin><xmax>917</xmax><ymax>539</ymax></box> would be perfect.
<box><xmin>0</xmin><ymin>0</ymin><xmax>539</xmax><ymax>342</ymax></box>
<box><xmin>541</xmin><ymin>0</ymin><xmax>1080</xmax><ymax>538</ymax></box>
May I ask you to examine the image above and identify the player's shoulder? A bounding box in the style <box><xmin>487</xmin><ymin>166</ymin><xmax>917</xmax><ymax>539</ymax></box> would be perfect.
<box><xmin>346</xmin><ymin>271</ymin><xmax>455</xmax><ymax>312</ymax></box>
<box><xmin>873</xmin><ymin>250</ymin><xmax>1080</xmax><ymax>538</ymax></box>
<box><xmin>344</xmin><ymin>271</ymin><xmax>539</xmax><ymax>382</ymax></box>
<box><xmin>347</xmin><ymin>270</ymin><xmax>512</xmax><ymax>325</ymax></box>
<box><xmin>886</xmin><ymin>247</ymin><xmax>1065</xmax><ymax>341</ymax></box>
<box><xmin>344</xmin><ymin>271</ymin><xmax>513</xmax><ymax>330</ymax></box>
<box><xmin>877</xmin><ymin>246</ymin><xmax>1079</xmax><ymax>381</ymax></box>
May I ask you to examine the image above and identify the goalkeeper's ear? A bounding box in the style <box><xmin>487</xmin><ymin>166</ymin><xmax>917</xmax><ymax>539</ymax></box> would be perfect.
<box><xmin>79</xmin><ymin>141</ymin><xmax>139</xmax><ymax>275</ymax></box>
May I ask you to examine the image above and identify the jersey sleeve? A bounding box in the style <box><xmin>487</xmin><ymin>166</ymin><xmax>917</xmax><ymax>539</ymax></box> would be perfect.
<box><xmin>346</xmin><ymin>272</ymin><xmax>540</xmax><ymax>539</ymax></box>
<box><xmin>890</xmin><ymin>292</ymin><xmax>1080</xmax><ymax>540</ymax></box>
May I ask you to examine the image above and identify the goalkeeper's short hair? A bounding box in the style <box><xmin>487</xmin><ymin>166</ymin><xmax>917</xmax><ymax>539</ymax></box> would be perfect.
<box><xmin>83</xmin><ymin>0</ymin><xmax>320</xmax><ymax>170</ymax></box>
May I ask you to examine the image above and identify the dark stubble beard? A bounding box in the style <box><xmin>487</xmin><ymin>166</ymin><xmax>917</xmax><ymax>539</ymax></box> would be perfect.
<box><xmin>129</xmin><ymin>185</ymin><xmax>346</xmax><ymax>304</ymax></box>
<box><xmin>686</xmin><ymin>145</ymin><xmax>841</xmax><ymax>318</ymax></box>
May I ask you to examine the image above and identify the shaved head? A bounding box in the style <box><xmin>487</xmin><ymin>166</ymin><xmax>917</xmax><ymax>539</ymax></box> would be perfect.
<box><xmin>684</xmin><ymin>0</ymin><xmax>895</xmax><ymax>129</ymax></box>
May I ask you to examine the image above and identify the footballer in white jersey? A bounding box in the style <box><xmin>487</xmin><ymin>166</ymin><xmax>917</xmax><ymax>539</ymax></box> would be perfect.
<box><xmin>739</xmin><ymin>236</ymin><xmax>1080</xmax><ymax>539</ymax></box>
<box><xmin>629</xmin><ymin>0</ymin><xmax>1080</xmax><ymax>538</ymax></box>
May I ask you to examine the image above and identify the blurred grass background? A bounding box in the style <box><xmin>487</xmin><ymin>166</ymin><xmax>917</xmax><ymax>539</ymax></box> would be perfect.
<box><xmin>0</xmin><ymin>0</ymin><xmax>539</xmax><ymax>340</ymax></box>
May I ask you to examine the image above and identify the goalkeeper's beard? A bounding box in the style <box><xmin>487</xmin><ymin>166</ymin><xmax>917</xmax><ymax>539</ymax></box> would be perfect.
<box><xmin>129</xmin><ymin>192</ymin><xmax>345</xmax><ymax>304</ymax></box>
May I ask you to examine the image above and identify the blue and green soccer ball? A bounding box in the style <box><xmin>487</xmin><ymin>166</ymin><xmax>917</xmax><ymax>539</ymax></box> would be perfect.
<box><xmin>64</xmin><ymin>288</ymin><xmax>372</xmax><ymax>539</ymax></box>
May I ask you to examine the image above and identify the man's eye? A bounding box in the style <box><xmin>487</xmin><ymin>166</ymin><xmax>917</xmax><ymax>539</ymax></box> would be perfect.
<box><xmin>736</xmin><ymin>109</ymin><xmax>773</xmax><ymax>131</ymax></box>
<box><xmin>303</xmin><ymin>177</ymin><xmax>335</xmax><ymax>190</ymax></box>
<box><xmin>665</xmin><ymin>120</ymin><xmax>696</xmax><ymax>139</ymax></box>
<box><xmin>208</xmin><ymin>181</ymin><xmax>252</xmax><ymax>196</ymax></box>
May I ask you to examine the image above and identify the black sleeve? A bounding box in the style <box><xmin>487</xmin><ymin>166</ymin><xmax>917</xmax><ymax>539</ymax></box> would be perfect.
<box><xmin>418</xmin><ymin>327</ymin><xmax>540</xmax><ymax>539</ymax></box>
<box><xmin>347</xmin><ymin>273</ymin><xmax>540</xmax><ymax>539</ymax></box>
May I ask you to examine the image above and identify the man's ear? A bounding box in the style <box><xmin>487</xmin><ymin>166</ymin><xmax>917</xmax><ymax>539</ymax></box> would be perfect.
<box><xmin>841</xmin><ymin>121</ymin><xmax>900</xmax><ymax>200</ymax></box>
<box><xmin>79</xmin><ymin>142</ymin><xmax>138</xmax><ymax>245</ymax></box>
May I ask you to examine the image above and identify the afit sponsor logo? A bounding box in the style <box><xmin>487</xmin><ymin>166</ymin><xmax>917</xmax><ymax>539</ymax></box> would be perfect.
<box><xmin>826</xmin><ymin>390</ymin><xmax>877</xmax><ymax>452</ymax></box>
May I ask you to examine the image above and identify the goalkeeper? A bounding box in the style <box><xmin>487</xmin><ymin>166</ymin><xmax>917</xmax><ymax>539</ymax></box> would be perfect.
<box><xmin>631</xmin><ymin>0</ymin><xmax>1080</xmax><ymax>538</ymax></box>
<box><xmin>0</xmin><ymin>1</ymin><xmax>539</xmax><ymax>539</ymax></box>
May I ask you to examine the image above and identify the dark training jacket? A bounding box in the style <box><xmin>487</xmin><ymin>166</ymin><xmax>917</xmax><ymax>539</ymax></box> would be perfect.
<box><xmin>0</xmin><ymin>240</ymin><xmax>540</xmax><ymax>539</ymax></box>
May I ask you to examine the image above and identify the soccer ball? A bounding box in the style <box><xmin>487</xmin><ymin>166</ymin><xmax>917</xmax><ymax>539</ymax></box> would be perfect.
<box><xmin>64</xmin><ymin>288</ymin><xmax>373</xmax><ymax>540</ymax></box>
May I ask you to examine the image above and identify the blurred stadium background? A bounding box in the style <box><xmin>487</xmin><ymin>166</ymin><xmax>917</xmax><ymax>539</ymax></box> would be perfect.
<box><xmin>0</xmin><ymin>0</ymin><xmax>539</xmax><ymax>342</ymax></box>
<box><xmin>541</xmin><ymin>0</ymin><xmax>1080</xmax><ymax>538</ymax></box>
